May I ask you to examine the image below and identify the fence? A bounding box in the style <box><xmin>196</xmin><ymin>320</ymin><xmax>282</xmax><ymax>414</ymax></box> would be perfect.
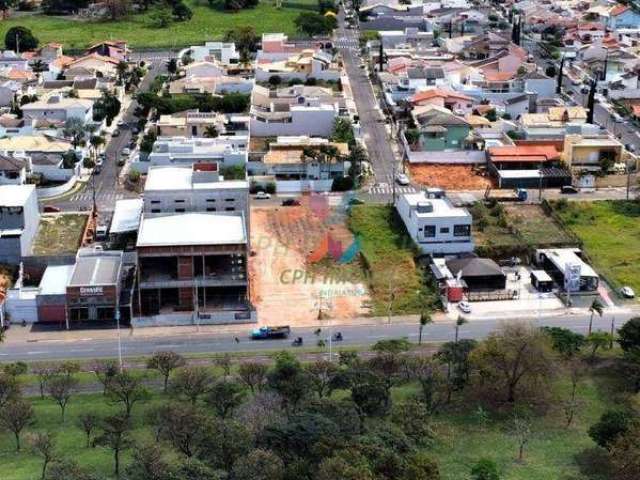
<box><xmin>36</xmin><ymin>175</ymin><xmax>79</xmax><ymax>199</ymax></box>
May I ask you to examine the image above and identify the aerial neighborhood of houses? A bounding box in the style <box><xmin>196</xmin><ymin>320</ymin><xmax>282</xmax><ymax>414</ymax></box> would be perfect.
<box><xmin>0</xmin><ymin>0</ymin><xmax>637</xmax><ymax>337</ymax></box>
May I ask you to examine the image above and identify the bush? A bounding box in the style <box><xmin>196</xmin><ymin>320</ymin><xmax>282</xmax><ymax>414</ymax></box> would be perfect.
<box><xmin>265</xmin><ymin>182</ymin><xmax>276</xmax><ymax>194</ymax></box>
<box><xmin>128</xmin><ymin>171</ymin><xmax>141</xmax><ymax>184</ymax></box>
<box><xmin>83</xmin><ymin>158</ymin><xmax>96</xmax><ymax>169</ymax></box>
<box><xmin>588</xmin><ymin>410</ymin><xmax>632</xmax><ymax>449</ymax></box>
<box><xmin>4</xmin><ymin>26</ymin><xmax>38</xmax><ymax>51</ymax></box>
<box><xmin>268</xmin><ymin>75</ymin><xmax>282</xmax><ymax>86</ymax></box>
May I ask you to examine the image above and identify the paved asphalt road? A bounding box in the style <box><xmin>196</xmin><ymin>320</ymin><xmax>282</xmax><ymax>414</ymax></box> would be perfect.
<box><xmin>335</xmin><ymin>13</ymin><xmax>397</xmax><ymax>187</ymax></box>
<box><xmin>0</xmin><ymin>312</ymin><xmax>634</xmax><ymax>362</ymax></box>
<box><xmin>49</xmin><ymin>60</ymin><xmax>167</xmax><ymax>214</ymax></box>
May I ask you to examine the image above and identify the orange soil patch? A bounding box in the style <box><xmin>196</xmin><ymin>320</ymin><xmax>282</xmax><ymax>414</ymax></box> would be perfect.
<box><xmin>249</xmin><ymin>197</ymin><xmax>370</xmax><ymax>326</ymax></box>
<box><xmin>409</xmin><ymin>164</ymin><xmax>492</xmax><ymax>190</ymax></box>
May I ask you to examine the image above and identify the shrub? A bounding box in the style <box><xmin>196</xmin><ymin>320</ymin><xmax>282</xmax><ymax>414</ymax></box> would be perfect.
<box><xmin>332</xmin><ymin>176</ymin><xmax>354</xmax><ymax>191</ymax></box>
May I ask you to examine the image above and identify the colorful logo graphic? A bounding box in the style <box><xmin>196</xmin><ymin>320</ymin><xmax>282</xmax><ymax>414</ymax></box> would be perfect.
<box><xmin>306</xmin><ymin>192</ymin><xmax>360</xmax><ymax>264</ymax></box>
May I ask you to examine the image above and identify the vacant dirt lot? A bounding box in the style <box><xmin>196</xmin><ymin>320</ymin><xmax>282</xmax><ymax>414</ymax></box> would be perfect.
<box><xmin>249</xmin><ymin>198</ymin><xmax>370</xmax><ymax>325</ymax></box>
<box><xmin>409</xmin><ymin>164</ymin><xmax>491</xmax><ymax>190</ymax></box>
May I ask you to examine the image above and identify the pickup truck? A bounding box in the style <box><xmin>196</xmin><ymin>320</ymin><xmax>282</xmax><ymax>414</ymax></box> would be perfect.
<box><xmin>484</xmin><ymin>187</ymin><xmax>528</xmax><ymax>202</ymax></box>
<box><xmin>250</xmin><ymin>325</ymin><xmax>291</xmax><ymax>340</ymax></box>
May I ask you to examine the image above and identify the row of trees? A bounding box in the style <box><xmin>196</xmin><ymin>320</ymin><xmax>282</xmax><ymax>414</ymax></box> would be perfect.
<box><xmin>135</xmin><ymin>90</ymin><xmax>250</xmax><ymax>117</ymax></box>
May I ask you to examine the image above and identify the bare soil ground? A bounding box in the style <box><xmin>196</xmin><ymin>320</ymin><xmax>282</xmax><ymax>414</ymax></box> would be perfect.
<box><xmin>249</xmin><ymin>198</ymin><xmax>370</xmax><ymax>325</ymax></box>
<box><xmin>409</xmin><ymin>164</ymin><xmax>492</xmax><ymax>190</ymax></box>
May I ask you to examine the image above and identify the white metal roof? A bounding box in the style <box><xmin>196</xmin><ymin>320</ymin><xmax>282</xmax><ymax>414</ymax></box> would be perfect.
<box><xmin>538</xmin><ymin>248</ymin><xmax>598</xmax><ymax>278</ymax></box>
<box><xmin>39</xmin><ymin>264</ymin><xmax>74</xmax><ymax>295</ymax></box>
<box><xmin>137</xmin><ymin>213</ymin><xmax>247</xmax><ymax>247</ymax></box>
<box><xmin>110</xmin><ymin>199</ymin><xmax>143</xmax><ymax>234</ymax></box>
<box><xmin>144</xmin><ymin>167</ymin><xmax>248</xmax><ymax>191</ymax></box>
<box><xmin>401</xmin><ymin>193</ymin><xmax>470</xmax><ymax>218</ymax></box>
<box><xmin>0</xmin><ymin>184</ymin><xmax>34</xmax><ymax>207</ymax></box>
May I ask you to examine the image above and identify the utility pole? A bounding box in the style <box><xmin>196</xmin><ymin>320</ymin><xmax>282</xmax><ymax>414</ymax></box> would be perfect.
<box><xmin>626</xmin><ymin>159</ymin><xmax>632</xmax><ymax>200</ymax></box>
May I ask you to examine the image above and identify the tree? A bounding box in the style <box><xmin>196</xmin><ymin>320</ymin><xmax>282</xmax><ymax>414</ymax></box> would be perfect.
<box><xmin>541</xmin><ymin>327</ymin><xmax>585</xmax><ymax>358</ymax></box>
<box><xmin>200</xmin><ymin>418</ymin><xmax>252</xmax><ymax>470</ymax></box>
<box><xmin>0</xmin><ymin>0</ymin><xmax>14</xmax><ymax>20</ymax></box>
<box><xmin>267</xmin><ymin>352</ymin><xmax>310</xmax><ymax>410</ymax></box>
<box><xmin>4</xmin><ymin>362</ymin><xmax>28</xmax><ymax>377</ymax></box>
<box><xmin>305</xmin><ymin>360</ymin><xmax>339</xmax><ymax>398</ymax></box>
<box><xmin>124</xmin><ymin>443</ymin><xmax>172</xmax><ymax>480</ymax></box>
<box><xmin>92</xmin><ymin>359</ymin><xmax>120</xmax><ymax>395</ymax></box>
<box><xmin>556</xmin><ymin>55</ymin><xmax>565</xmax><ymax>95</ymax></box>
<box><xmin>295</xmin><ymin>12</ymin><xmax>335</xmax><ymax>37</ymax></box>
<box><xmin>454</xmin><ymin>315</ymin><xmax>467</xmax><ymax>343</ymax></box>
<box><xmin>403</xmin><ymin>452</ymin><xmax>441</xmax><ymax>480</ymax></box>
<box><xmin>89</xmin><ymin>134</ymin><xmax>105</xmax><ymax>160</ymax></box>
<box><xmin>391</xmin><ymin>400</ymin><xmax>434</xmax><ymax>446</ymax></box>
<box><xmin>618</xmin><ymin>317</ymin><xmax>640</xmax><ymax>353</ymax></box>
<box><xmin>588</xmin><ymin>298</ymin><xmax>604</xmax><ymax>335</ymax></box>
<box><xmin>203</xmin><ymin>125</ymin><xmax>218</xmax><ymax>138</ymax></box>
<box><xmin>46</xmin><ymin>373</ymin><xmax>78</xmax><ymax>422</ymax></box>
<box><xmin>93</xmin><ymin>90</ymin><xmax>121</xmax><ymax>125</ymax></box>
<box><xmin>224</xmin><ymin>26</ymin><xmax>259</xmax><ymax>62</ymax></box>
<box><xmin>238</xmin><ymin>362</ymin><xmax>268</xmax><ymax>393</ymax></box>
<box><xmin>77</xmin><ymin>413</ymin><xmax>98</xmax><ymax>448</ymax></box>
<box><xmin>418</xmin><ymin>312</ymin><xmax>432</xmax><ymax>345</ymax></box>
<box><xmin>404</xmin><ymin>356</ymin><xmax>446</xmax><ymax>414</ymax></box>
<box><xmin>316</xmin><ymin>453</ymin><xmax>374</xmax><ymax>480</ymax></box>
<box><xmin>147</xmin><ymin>351</ymin><xmax>186</xmax><ymax>393</ymax></box>
<box><xmin>155</xmin><ymin>402</ymin><xmax>207</xmax><ymax>457</ymax></box>
<box><xmin>0</xmin><ymin>399</ymin><xmax>35</xmax><ymax>451</ymax></box>
<box><xmin>28</xmin><ymin>432</ymin><xmax>57</xmax><ymax>480</ymax></box>
<box><xmin>63</xmin><ymin>117</ymin><xmax>87</xmax><ymax>149</ymax></box>
<box><xmin>206</xmin><ymin>380</ymin><xmax>245</xmax><ymax>418</ymax></box>
<box><xmin>470</xmin><ymin>323</ymin><xmax>554</xmax><ymax>404</ymax></box>
<box><xmin>4</xmin><ymin>26</ymin><xmax>38</xmax><ymax>52</ymax></box>
<box><xmin>116</xmin><ymin>61</ymin><xmax>129</xmax><ymax>84</ymax></box>
<box><xmin>589</xmin><ymin>410</ymin><xmax>632</xmax><ymax>449</ymax></box>
<box><xmin>44</xmin><ymin>459</ymin><xmax>95</xmax><ymax>480</ymax></box>
<box><xmin>150</xmin><ymin>7</ymin><xmax>172</xmax><ymax>28</ymax></box>
<box><xmin>0</xmin><ymin>371</ymin><xmax>21</xmax><ymax>408</ymax></box>
<box><xmin>31</xmin><ymin>362</ymin><xmax>57</xmax><ymax>399</ymax></box>
<box><xmin>104</xmin><ymin>0</ymin><xmax>130</xmax><ymax>20</ymax></box>
<box><xmin>232</xmin><ymin>448</ymin><xmax>285</xmax><ymax>480</ymax></box>
<box><xmin>106</xmin><ymin>370</ymin><xmax>148</xmax><ymax>418</ymax></box>
<box><xmin>609</xmin><ymin>425</ymin><xmax>640</xmax><ymax>480</ymax></box>
<box><xmin>351</xmin><ymin>380</ymin><xmax>390</xmax><ymax>424</ymax></box>
<box><xmin>587</xmin><ymin>331</ymin><xmax>612</xmax><ymax>361</ymax></box>
<box><xmin>331</xmin><ymin>117</ymin><xmax>355</xmax><ymax>144</ymax></box>
<box><xmin>172</xmin><ymin>1</ymin><xmax>192</xmax><ymax>21</ymax></box>
<box><xmin>166</xmin><ymin>58</ymin><xmax>178</xmax><ymax>76</ymax></box>
<box><xmin>511</xmin><ymin>414</ymin><xmax>531</xmax><ymax>463</ymax></box>
<box><xmin>170</xmin><ymin>366</ymin><xmax>213</xmax><ymax>405</ymax></box>
<box><xmin>95</xmin><ymin>414</ymin><xmax>132</xmax><ymax>478</ymax></box>
<box><xmin>470</xmin><ymin>458</ymin><xmax>500</xmax><ymax>480</ymax></box>
<box><xmin>563</xmin><ymin>359</ymin><xmax>584</xmax><ymax>427</ymax></box>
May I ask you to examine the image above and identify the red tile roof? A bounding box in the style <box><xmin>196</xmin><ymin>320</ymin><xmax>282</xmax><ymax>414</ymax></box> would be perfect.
<box><xmin>611</xmin><ymin>5</ymin><xmax>629</xmax><ymax>16</ymax></box>
<box><xmin>487</xmin><ymin>145</ymin><xmax>560</xmax><ymax>162</ymax></box>
<box><xmin>410</xmin><ymin>88</ymin><xmax>472</xmax><ymax>104</ymax></box>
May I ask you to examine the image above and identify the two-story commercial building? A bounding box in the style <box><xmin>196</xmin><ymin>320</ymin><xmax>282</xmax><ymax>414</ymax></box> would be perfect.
<box><xmin>395</xmin><ymin>192</ymin><xmax>473</xmax><ymax>255</ymax></box>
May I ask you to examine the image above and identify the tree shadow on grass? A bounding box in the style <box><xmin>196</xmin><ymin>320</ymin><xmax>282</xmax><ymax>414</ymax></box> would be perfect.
<box><xmin>574</xmin><ymin>447</ymin><xmax>612</xmax><ymax>480</ymax></box>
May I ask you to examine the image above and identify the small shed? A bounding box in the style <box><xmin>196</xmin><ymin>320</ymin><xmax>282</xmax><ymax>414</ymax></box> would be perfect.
<box><xmin>530</xmin><ymin>269</ymin><xmax>553</xmax><ymax>292</ymax></box>
<box><xmin>445</xmin><ymin>257</ymin><xmax>507</xmax><ymax>291</ymax></box>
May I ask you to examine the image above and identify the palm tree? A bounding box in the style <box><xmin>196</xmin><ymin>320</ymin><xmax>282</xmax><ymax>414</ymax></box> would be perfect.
<box><xmin>588</xmin><ymin>299</ymin><xmax>604</xmax><ymax>335</ymax></box>
<box><xmin>116</xmin><ymin>61</ymin><xmax>129</xmax><ymax>84</ymax></box>
<box><xmin>455</xmin><ymin>315</ymin><xmax>467</xmax><ymax>343</ymax></box>
<box><xmin>90</xmin><ymin>134</ymin><xmax>105</xmax><ymax>160</ymax></box>
<box><xmin>419</xmin><ymin>311</ymin><xmax>432</xmax><ymax>345</ymax></box>
<box><xmin>203</xmin><ymin>125</ymin><xmax>219</xmax><ymax>138</ymax></box>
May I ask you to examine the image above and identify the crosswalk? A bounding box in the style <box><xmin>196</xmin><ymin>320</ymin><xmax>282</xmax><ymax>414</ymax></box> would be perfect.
<box><xmin>335</xmin><ymin>36</ymin><xmax>360</xmax><ymax>51</ymax></box>
<box><xmin>67</xmin><ymin>190</ymin><xmax>127</xmax><ymax>203</ymax></box>
<box><xmin>366</xmin><ymin>182</ymin><xmax>417</xmax><ymax>195</ymax></box>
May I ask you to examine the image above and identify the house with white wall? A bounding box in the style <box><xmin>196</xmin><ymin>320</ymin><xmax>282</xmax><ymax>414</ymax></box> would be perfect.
<box><xmin>0</xmin><ymin>185</ymin><xmax>39</xmax><ymax>263</ymax></box>
<box><xmin>395</xmin><ymin>192</ymin><xmax>473</xmax><ymax>254</ymax></box>
<box><xmin>182</xmin><ymin>42</ymin><xmax>240</xmax><ymax>66</ymax></box>
<box><xmin>21</xmin><ymin>96</ymin><xmax>94</xmax><ymax>123</ymax></box>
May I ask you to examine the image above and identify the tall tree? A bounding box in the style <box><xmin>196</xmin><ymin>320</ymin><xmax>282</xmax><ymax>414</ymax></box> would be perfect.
<box><xmin>63</xmin><ymin>118</ymin><xmax>87</xmax><ymax>149</ymax></box>
<box><xmin>170</xmin><ymin>366</ymin><xmax>213</xmax><ymax>405</ymax></box>
<box><xmin>419</xmin><ymin>312</ymin><xmax>432</xmax><ymax>345</ymax></box>
<box><xmin>556</xmin><ymin>55</ymin><xmax>565</xmax><ymax>94</ymax></box>
<box><xmin>46</xmin><ymin>373</ymin><xmax>78</xmax><ymax>423</ymax></box>
<box><xmin>305</xmin><ymin>360</ymin><xmax>340</xmax><ymax>399</ymax></box>
<box><xmin>146</xmin><ymin>351</ymin><xmax>186</xmax><ymax>393</ymax></box>
<box><xmin>77</xmin><ymin>413</ymin><xmax>98</xmax><ymax>448</ymax></box>
<box><xmin>0</xmin><ymin>399</ymin><xmax>35</xmax><ymax>451</ymax></box>
<box><xmin>586</xmin><ymin>78</ymin><xmax>597</xmax><ymax>124</ymax></box>
<box><xmin>588</xmin><ymin>298</ymin><xmax>604</xmax><ymax>335</ymax></box>
<box><xmin>232</xmin><ymin>448</ymin><xmax>285</xmax><ymax>480</ymax></box>
<box><xmin>92</xmin><ymin>359</ymin><xmax>120</xmax><ymax>395</ymax></box>
<box><xmin>470</xmin><ymin>323</ymin><xmax>554</xmax><ymax>404</ymax></box>
<box><xmin>155</xmin><ymin>402</ymin><xmax>207</xmax><ymax>457</ymax></box>
<box><xmin>94</xmin><ymin>414</ymin><xmax>132</xmax><ymax>479</ymax></box>
<box><xmin>238</xmin><ymin>362</ymin><xmax>268</xmax><ymax>393</ymax></box>
<box><xmin>4</xmin><ymin>26</ymin><xmax>38</xmax><ymax>52</ymax></box>
<box><xmin>267</xmin><ymin>352</ymin><xmax>310</xmax><ymax>411</ymax></box>
<box><xmin>206</xmin><ymin>380</ymin><xmax>246</xmax><ymax>418</ymax></box>
<box><xmin>27</xmin><ymin>432</ymin><xmax>57</xmax><ymax>480</ymax></box>
<box><xmin>106</xmin><ymin>370</ymin><xmax>148</xmax><ymax>418</ymax></box>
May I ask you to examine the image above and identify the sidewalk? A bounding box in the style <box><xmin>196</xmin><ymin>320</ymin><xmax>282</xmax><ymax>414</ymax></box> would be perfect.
<box><xmin>2</xmin><ymin>314</ymin><xmax>427</xmax><ymax>345</ymax></box>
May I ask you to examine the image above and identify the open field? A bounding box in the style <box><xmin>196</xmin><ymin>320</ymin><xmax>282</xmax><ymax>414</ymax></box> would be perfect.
<box><xmin>349</xmin><ymin>204</ymin><xmax>438</xmax><ymax>315</ymax></box>
<box><xmin>31</xmin><ymin>213</ymin><xmax>88</xmax><ymax>256</ymax></box>
<box><xmin>408</xmin><ymin>164</ymin><xmax>491</xmax><ymax>190</ymax></box>
<box><xmin>503</xmin><ymin>203</ymin><xmax>574</xmax><ymax>246</ymax></box>
<box><xmin>0</xmin><ymin>0</ymin><xmax>316</xmax><ymax>49</ymax></box>
<box><xmin>552</xmin><ymin>200</ymin><xmax>640</xmax><ymax>292</ymax></box>
<box><xmin>249</xmin><ymin>199</ymin><xmax>371</xmax><ymax>325</ymax></box>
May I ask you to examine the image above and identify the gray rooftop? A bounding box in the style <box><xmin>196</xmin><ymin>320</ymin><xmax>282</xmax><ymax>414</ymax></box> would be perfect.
<box><xmin>68</xmin><ymin>251</ymin><xmax>123</xmax><ymax>287</ymax></box>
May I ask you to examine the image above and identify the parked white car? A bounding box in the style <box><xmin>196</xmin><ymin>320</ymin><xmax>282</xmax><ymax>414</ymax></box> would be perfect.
<box><xmin>254</xmin><ymin>191</ymin><xmax>271</xmax><ymax>200</ymax></box>
<box><xmin>458</xmin><ymin>301</ymin><xmax>472</xmax><ymax>314</ymax></box>
<box><xmin>620</xmin><ymin>286</ymin><xmax>635</xmax><ymax>299</ymax></box>
<box><xmin>395</xmin><ymin>173</ymin><xmax>410</xmax><ymax>186</ymax></box>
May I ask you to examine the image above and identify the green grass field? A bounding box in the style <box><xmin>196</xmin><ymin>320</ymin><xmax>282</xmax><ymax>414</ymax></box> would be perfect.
<box><xmin>553</xmin><ymin>200</ymin><xmax>640</xmax><ymax>293</ymax></box>
<box><xmin>0</xmin><ymin>366</ymin><xmax>612</xmax><ymax>480</ymax></box>
<box><xmin>0</xmin><ymin>0</ymin><xmax>316</xmax><ymax>49</ymax></box>
<box><xmin>349</xmin><ymin>205</ymin><xmax>438</xmax><ymax>315</ymax></box>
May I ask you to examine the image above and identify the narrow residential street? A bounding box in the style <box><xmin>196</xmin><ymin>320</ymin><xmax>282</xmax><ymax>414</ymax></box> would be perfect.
<box><xmin>335</xmin><ymin>11</ymin><xmax>398</xmax><ymax>187</ymax></box>
<box><xmin>46</xmin><ymin>59</ymin><xmax>168</xmax><ymax>213</ymax></box>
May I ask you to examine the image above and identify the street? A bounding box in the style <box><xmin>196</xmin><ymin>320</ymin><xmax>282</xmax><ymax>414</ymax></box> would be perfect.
<box><xmin>48</xmin><ymin>58</ymin><xmax>168</xmax><ymax>213</ymax></box>
<box><xmin>0</xmin><ymin>311</ymin><xmax>635</xmax><ymax>362</ymax></box>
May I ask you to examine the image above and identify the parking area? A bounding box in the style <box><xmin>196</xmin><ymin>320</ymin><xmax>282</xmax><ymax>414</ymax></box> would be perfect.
<box><xmin>249</xmin><ymin>198</ymin><xmax>370</xmax><ymax>326</ymax></box>
<box><xmin>446</xmin><ymin>265</ymin><xmax>566</xmax><ymax>320</ymax></box>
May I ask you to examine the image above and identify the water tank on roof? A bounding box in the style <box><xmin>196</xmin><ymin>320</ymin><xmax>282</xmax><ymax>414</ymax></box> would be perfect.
<box><xmin>416</xmin><ymin>201</ymin><xmax>433</xmax><ymax>213</ymax></box>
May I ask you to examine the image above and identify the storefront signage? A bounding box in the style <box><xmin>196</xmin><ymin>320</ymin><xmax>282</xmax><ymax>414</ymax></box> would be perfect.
<box><xmin>80</xmin><ymin>286</ymin><xmax>104</xmax><ymax>296</ymax></box>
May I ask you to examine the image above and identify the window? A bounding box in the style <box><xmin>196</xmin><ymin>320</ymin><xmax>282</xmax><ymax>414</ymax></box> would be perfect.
<box><xmin>150</xmin><ymin>200</ymin><xmax>160</xmax><ymax>204</ymax></box>
<box><xmin>423</xmin><ymin>225</ymin><xmax>436</xmax><ymax>238</ymax></box>
<box><xmin>225</xmin><ymin>207</ymin><xmax>235</xmax><ymax>211</ymax></box>
<box><xmin>454</xmin><ymin>224</ymin><xmax>471</xmax><ymax>237</ymax></box>
<box><xmin>440</xmin><ymin>227</ymin><xmax>450</xmax><ymax>234</ymax></box>
<box><xmin>225</xmin><ymin>198</ymin><xmax>235</xmax><ymax>202</ymax></box>
<box><xmin>151</xmin><ymin>209</ymin><xmax>161</xmax><ymax>213</ymax></box>
<box><xmin>175</xmin><ymin>208</ymin><xmax>185</xmax><ymax>213</ymax></box>
<box><xmin>206</xmin><ymin>207</ymin><xmax>217</xmax><ymax>212</ymax></box>
<box><xmin>174</xmin><ymin>199</ymin><xmax>185</xmax><ymax>203</ymax></box>
<box><xmin>206</xmin><ymin>198</ymin><xmax>216</xmax><ymax>203</ymax></box>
